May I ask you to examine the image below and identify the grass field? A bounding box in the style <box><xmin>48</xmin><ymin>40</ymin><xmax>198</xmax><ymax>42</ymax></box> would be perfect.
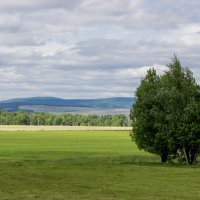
<box><xmin>0</xmin><ymin>130</ymin><xmax>200</xmax><ymax>200</ymax></box>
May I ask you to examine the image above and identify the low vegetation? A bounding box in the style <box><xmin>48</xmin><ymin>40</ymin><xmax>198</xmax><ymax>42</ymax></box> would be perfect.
<box><xmin>0</xmin><ymin>130</ymin><xmax>200</xmax><ymax>200</ymax></box>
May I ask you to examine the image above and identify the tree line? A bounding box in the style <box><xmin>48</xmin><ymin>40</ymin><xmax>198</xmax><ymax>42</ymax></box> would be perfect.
<box><xmin>0</xmin><ymin>110</ymin><xmax>129</xmax><ymax>127</ymax></box>
<box><xmin>130</xmin><ymin>56</ymin><xmax>200</xmax><ymax>165</ymax></box>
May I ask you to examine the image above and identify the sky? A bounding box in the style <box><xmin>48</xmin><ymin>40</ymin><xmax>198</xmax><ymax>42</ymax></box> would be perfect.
<box><xmin>0</xmin><ymin>0</ymin><xmax>200</xmax><ymax>100</ymax></box>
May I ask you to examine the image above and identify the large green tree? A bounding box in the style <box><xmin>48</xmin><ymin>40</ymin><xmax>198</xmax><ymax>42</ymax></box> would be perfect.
<box><xmin>161</xmin><ymin>57</ymin><xmax>200</xmax><ymax>164</ymax></box>
<box><xmin>130</xmin><ymin>56</ymin><xmax>200</xmax><ymax>164</ymax></box>
<box><xmin>130</xmin><ymin>68</ymin><xmax>169</xmax><ymax>162</ymax></box>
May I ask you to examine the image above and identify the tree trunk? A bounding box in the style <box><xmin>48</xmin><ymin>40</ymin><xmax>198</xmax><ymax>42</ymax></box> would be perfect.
<box><xmin>183</xmin><ymin>146</ymin><xmax>189</xmax><ymax>165</ymax></box>
<box><xmin>191</xmin><ymin>156</ymin><xmax>196</xmax><ymax>165</ymax></box>
<box><xmin>161</xmin><ymin>151</ymin><xmax>168</xmax><ymax>163</ymax></box>
<box><xmin>190</xmin><ymin>148</ymin><xmax>197</xmax><ymax>165</ymax></box>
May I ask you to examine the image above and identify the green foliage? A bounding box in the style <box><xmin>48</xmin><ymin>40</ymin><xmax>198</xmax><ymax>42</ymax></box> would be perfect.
<box><xmin>130</xmin><ymin>68</ymin><xmax>169</xmax><ymax>162</ymax></box>
<box><xmin>130</xmin><ymin>56</ymin><xmax>200</xmax><ymax>164</ymax></box>
<box><xmin>0</xmin><ymin>110</ymin><xmax>129</xmax><ymax>127</ymax></box>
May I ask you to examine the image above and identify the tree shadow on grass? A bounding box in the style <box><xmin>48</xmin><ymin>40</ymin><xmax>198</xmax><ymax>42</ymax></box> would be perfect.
<box><xmin>115</xmin><ymin>155</ymin><xmax>200</xmax><ymax>168</ymax></box>
<box><xmin>1</xmin><ymin>154</ymin><xmax>199</xmax><ymax>168</ymax></box>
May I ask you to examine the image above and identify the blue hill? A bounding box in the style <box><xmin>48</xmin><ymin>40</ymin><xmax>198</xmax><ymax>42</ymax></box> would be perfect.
<box><xmin>0</xmin><ymin>97</ymin><xmax>135</xmax><ymax>113</ymax></box>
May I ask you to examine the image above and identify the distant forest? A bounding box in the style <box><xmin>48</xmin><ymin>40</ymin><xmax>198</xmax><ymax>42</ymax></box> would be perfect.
<box><xmin>0</xmin><ymin>110</ymin><xmax>129</xmax><ymax>127</ymax></box>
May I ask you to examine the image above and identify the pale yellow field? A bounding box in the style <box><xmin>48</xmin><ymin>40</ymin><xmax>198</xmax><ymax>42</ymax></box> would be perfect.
<box><xmin>0</xmin><ymin>125</ymin><xmax>132</xmax><ymax>131</ymax></box>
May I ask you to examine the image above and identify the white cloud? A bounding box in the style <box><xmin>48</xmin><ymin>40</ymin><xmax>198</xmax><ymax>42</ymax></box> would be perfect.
<box><xmin>0</xmin><ymin>67</ymin><xmax>22</xmax><ymax>80</ymax></box>
<box><xmin>0</xmin><ymin>0</ymin><xmax>199</xmax><ymax>100</ymax></box>
<box><xmin>116</xmin><ymin>65</ymin><xmax>166</xmax><ymax>78</ymax></box>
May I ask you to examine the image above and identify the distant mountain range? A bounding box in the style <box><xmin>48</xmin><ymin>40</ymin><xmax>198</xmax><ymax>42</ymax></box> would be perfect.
<box><xmin>0</xmin><ymin>97</ymin><xmax>135</xmax><ymax>115</ymax></box>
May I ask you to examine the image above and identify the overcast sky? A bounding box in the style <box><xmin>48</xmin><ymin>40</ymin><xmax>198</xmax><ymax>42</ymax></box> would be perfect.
<box><xmin>0</xmin><ymin>0</ymin><xmax>200</xmax><ymax>100</ymax></box>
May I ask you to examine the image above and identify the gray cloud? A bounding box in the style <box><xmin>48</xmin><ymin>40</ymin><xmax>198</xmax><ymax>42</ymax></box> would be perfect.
<box><xmin>0</xmin><ymin>0</ymin><xmax>199</xmax><ymax>100</ymax></box>
<box><xmin>0</xmin><ymin>0</ymin><xmax>81</xmax><ymax>12</ymax></box>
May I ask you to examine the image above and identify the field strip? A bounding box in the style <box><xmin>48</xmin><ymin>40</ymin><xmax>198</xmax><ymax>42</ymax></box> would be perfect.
<box><xmin>0</xmin><ymin>125</ymin><xmax>132</xmax><ymax>131</ymax></box>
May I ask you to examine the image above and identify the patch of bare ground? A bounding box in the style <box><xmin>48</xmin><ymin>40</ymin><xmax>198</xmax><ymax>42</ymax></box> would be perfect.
<box><xmin>0</xmin><ymin>125</ymin><xmax>132</xmax><ymax>131</ymax></box>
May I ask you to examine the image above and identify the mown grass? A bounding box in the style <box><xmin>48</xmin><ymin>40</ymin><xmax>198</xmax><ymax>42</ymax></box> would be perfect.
<box><xmin>0</xmin><ymin>131</ymin><xmax>199</xmax><ymax>200</ymax></box>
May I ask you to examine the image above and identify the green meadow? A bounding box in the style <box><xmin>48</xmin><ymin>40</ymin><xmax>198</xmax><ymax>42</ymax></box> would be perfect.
<box><xmin>0</xmin><ymin>131</ymin><xmax>199</xmax><ymax>200</ymax></box>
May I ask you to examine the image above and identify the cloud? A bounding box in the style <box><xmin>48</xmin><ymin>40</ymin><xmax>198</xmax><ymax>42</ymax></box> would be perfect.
<box><xmin>0</xmin><ymin>0</ymin><xmax>199</xmax><ymax>100</ymax></box>
<box><xmin>116</xmin><ymin>65</ymin><xmax>166</xmax><ymax>78</ymax></box>
<box><xmin>0</xmin><ymin>0</ymin><xmax>81</xmax><ymax>12</ymax></box>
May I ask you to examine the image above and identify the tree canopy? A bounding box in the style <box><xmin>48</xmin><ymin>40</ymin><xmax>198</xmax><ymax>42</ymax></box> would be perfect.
<box><xmin>130</xmin><ymin>56</ymin><xmax>200</xmax><ymax>164</ymax></box>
